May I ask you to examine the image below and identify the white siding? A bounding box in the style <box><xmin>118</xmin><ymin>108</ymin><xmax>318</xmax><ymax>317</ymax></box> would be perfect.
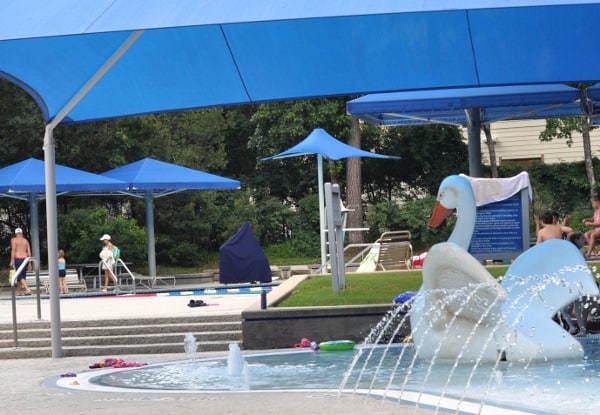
<box><xmin>469</xmin><ymin>120</ymin><xmax>600</xmax><ymax>165</ymax></box>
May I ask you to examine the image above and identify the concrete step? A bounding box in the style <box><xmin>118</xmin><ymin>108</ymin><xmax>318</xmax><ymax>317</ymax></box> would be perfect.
<box><xmin>0</xmin><ymin>346</ymin><xmax>52</xmax><ymax>359</ymax></box>
<box><xmin>0</xmin><ymin>340</ymin><xmax>237</xmax><ymax>359</ymax></box>
<box><xmin>61</xmin><ymin>322</ymin><xmax>242</xmax><ymax>337</ymax></box>
<box><xmin>0</xmin><ymin>314</ymin><xmax>243</xmax><ymax>359</ymax></box>
<box><xmin>0</xmin><ymin>322</ymin><xmax>241</xmax><ymax>340</ymax></box>
<box><xmin>0</xmin><ymin>314</ymin><xmax>241</xmax><ymax>331</ymax></box>
<box><xmin>62</xmin><ymin>341</ymin><xmax>235</xmax><ymax>356</ymax></box>
<box><xmin>0</xmin><ymin>330</ymin><xmax>241</xmax><ymax>348</ymax></box>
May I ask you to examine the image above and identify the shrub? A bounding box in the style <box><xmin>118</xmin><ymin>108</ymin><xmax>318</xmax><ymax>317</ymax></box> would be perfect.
<box><xmin>58</xmin><ymin>208</ymin><xmax>147</xmax><ymax>264</ymax></box>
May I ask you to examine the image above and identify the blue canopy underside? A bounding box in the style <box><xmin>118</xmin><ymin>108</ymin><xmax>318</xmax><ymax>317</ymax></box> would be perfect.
<box><xmin>262</xmin><ymin>128</ymin><xmax>399</xmax><ymax>161</ymax></box>
<box><xmin>0</xmin><ymin>158</ymin><xmax>127</xmax><ymax>195</ymax></box>
<box><xmin>346</xmin><ymin>84</ymin><xmax>600</xmax><ymax>126</ymax></box>
<box><xmin>1</xmin><ymin>1</ymin><xmax>599</xmax><ymax>124</ymax></box>
<box><xmin>101</xmin><ymin>158</ymin><xmax>240</xmax><ymax>196</ymax></box>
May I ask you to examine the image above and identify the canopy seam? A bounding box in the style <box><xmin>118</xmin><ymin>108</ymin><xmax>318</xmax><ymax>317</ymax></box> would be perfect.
<box><xmin>219</xmin><ymin>25</ymin><xmax>252</xmax><ymax>103</ymax></box>
<box><xmin>465</xmin><ymin>10</ymin><xmax>481</xmax><ymax>86</ymax></box>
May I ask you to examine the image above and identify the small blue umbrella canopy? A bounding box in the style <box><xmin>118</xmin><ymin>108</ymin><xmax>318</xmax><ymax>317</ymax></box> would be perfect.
<box><xmin>262</xmin><ymin>128</ymin><xmax>399</xmax><ymax>162</ymax></box>
<box><xmin>0</xmin><ymin>158</ymin><xmax>127</xmax><ymax>266</ymax></box>
<box><xmin>102</xmin><ymin>158</ymin><xmax>240</xmax><ymax>276</ymax></box>
<box><xmin>101</xmin><ymin>157</ymin><xmax>240</xmax><ymax>194</ymax></box>
<box><xmin>262</xmin><ymin>128</ymin><xmax>399</xmax><ymax>271</ymax></box>
<box><xmin>0</xmin><ymin>158</ymin><xmax>127</xmax><ymax>194</ymax></box>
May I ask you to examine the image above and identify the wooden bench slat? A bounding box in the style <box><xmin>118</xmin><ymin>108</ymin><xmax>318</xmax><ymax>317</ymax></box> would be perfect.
<box><xmin>25</xmin><ymin>269</ymin><xmax>86</xmax><ymax>293</ymax></box>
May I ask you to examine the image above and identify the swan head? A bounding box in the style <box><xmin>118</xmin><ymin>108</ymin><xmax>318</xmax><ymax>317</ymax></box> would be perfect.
<box><xmin>430</xmin><ymin>175</ymin><xmax>476</xmax><ymax>227</ymax></box>
<box><xmin>429</xmin><ymin>175</ymin><xmax>477</xmax><ymax>249</ymax></box>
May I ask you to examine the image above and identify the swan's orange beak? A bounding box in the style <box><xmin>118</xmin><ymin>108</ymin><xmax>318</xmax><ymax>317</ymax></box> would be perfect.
<box><xmin>429</xmin><ymin>202</ymin><xmax>452</xmax><ymax>228</ymax></box>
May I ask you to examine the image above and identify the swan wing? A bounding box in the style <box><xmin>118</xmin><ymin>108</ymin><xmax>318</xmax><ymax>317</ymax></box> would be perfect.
<box><xmin>422</xmin><ymin>242</ymin><xmax>508</xmax><ymax>325</ymax></box>
<box><xmin>502</xmin><ymin>238</ymin><xmax>599</xmax><ymax>318</ymax></box>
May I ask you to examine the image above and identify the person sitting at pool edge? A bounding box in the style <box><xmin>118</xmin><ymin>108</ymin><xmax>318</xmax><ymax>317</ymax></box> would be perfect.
<box><xmin>536</xmin><ymin>210</ymin><xmax>563</xmax><ymax>244</ymax></box>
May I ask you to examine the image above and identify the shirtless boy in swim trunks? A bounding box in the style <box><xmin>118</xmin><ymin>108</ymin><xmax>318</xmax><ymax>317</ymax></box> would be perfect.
<box><xmin>536</xmin><ymin>211</ymin><xmax>563</xmax><ymax>244</ymax></box>
<box><xmin>10</xmin><ymin>227</ymin><xmax>32</xmax><ymax>295</ymax></box>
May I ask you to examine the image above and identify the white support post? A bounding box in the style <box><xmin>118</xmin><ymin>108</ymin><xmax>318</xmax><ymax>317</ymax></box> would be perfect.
<box><xmin>317</xmin><ymin>155</ymin><xmax>327</xmax><ymax>273</ymax></box>
<box><xmin>145</xmin><ymin>190</ymin><xmax>157</xmax><ymax>277</ymax></box>
<box><xmin>44</xmin><ymin>125</ymin><xmax>62</xmax><ymax>358</ymax></box>
<box><xmin>43</xmin><ymin>30</ymin><xmax>145</xmax><ymax>358</ymax></box>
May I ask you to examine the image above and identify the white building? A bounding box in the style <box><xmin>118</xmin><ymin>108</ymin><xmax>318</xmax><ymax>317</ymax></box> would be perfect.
<box><xmin>478</xmin><ymin>120</ymin><xmax>600</xmax><ymax>167</ymax></box>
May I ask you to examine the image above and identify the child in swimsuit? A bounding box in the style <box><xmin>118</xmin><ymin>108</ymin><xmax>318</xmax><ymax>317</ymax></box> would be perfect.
<box><xmin>583</xmin><ymin>196</ymin><xmax>600</xmax><ymax>258</ymax></box>
<box><xmin>58</xmin><ymin>249</ymin><xmax>68</xmax><ymax>294</ymax></box>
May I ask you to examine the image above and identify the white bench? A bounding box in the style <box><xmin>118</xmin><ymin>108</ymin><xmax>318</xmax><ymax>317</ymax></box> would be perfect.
<box><xmin>25</xmin><ymin>269</ymin><xmax>87</xmax><ymax>293</ymax></box>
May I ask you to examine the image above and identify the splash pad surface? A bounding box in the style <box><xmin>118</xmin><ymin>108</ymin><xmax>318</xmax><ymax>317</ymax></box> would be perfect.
<box><xmin>56</xmin><ymin>339</ymin><xmax>600</xmax><ymax>415</ymax></box>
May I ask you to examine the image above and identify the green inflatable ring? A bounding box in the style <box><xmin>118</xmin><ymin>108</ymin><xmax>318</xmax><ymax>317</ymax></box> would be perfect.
<box><xmin>318</xmin><ymin>340</ymin><xmax>355</xmax><ymax>351</ymax></box>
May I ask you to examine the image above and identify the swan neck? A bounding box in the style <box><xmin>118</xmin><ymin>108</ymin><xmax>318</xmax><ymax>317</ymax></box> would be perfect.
<box><xmin>448</xmin><ymin>196</ymin><xmax>476</xmax><ymax>249</ymax></box>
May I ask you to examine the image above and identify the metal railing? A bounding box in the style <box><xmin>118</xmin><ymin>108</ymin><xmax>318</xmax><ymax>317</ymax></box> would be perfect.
<box><xmin>99</xmin><ymin>258</ymin><xmax>138</xmax><ymax>294</ymax></box>
<box><xmin>317</xmin><ymin>242</ymin><xmax>377</xmax><ymax>274</ymax></box>
<box><xmin>344</xmin><ymin>243</ymin><xmax>378</xmax><ymax>267</ymax></box>
<box><xmin>10</xmin><ymin>257</ymin><xmax>40</xmax><ymax>348</ymax></box>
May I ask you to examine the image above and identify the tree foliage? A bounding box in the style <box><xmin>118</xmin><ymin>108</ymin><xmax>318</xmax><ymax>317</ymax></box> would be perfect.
<box><xmin>365</xmin><ymin>196</ymin><xmax>455</xmax><ymax>252</ymax></box>
<box><xmin>539</xmin><ymin>117</ymin><xmax>597</xmax><ymax>195</ymax></box>
<box><xmin>361</xmin><ymin>123</ymin><xmax>468</xmax><ymax>202</ymax></box>
<box><xmin>58</xmin><ymin>208</ymin><xmax>147</xmax><ymax>264</ymax></box>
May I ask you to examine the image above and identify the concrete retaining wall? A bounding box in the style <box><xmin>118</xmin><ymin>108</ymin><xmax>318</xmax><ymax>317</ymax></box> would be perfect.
<box><xmin>242</xmin><ymin>304</ymin><xmax>400</xmax><ymax>349</ymax></box>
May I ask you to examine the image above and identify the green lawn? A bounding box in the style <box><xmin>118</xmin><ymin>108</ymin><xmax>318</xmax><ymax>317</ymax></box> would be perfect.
<box><xmin>276</xmin><ymin>266</ymin><xmax>509</xmax><ymax>307</ymax></box>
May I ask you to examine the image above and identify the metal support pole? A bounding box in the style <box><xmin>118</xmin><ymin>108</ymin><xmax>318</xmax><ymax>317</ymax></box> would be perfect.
<box><xmin>43</xmin><ymin>126</ymin><xmax>62</xmax><ymax>358</ymax></box>
<box><xmin>29</xmin><ymin>193</ymin><xmax>41</xmax><ymax>266</ymax></box>
<box><xmin>11</xmin><ymin>284</ymin><xmax>18</xmax><ymax>348</ymax></box>
<box><xmin>10</xmin><ymin>257</ymin><xmax>39</xmax><ymax>347</ymax></box>
<box><xmin>145</xmin><ymin>191</ymin><xmax>156</xmax><ymax>277</ymax></box>
<box><xmin>466</xmin><ymin>108</ymin><xmax>483</xmax><ymax>177</ymax></box>
<box><xmin>317</xmin><ymin>155</ymin><xmax>327</xmax><ymax>273</ymax></box>
<box><xmin>41</xmin><ymin>30</ymin><xmax>144</xmax><ymax>358</ymax></box>
<box><xmin>34</xmin><ymin>260</ymin><xmax>41</xmax><ymax>320</ymax></box>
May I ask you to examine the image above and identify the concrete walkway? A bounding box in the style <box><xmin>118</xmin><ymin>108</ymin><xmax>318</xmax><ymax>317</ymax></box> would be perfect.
<box><xmin>1</xmin><ymin>352</ymin><xmax>435</xmax><ymax>415</ymax></box>
<box><xmin>0</xmin><ymin>282</ymin><xmax>435</xmax><ymax>414</ymax></box>
<box><xmin>1</xmin><ymin>289</ymin><xmax>259</xmax><ymax>324</ymax></box>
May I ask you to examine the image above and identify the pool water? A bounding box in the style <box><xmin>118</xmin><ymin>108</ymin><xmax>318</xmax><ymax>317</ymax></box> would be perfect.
<box><xmin>62</xmin><ymin>337</ymin><xmax>600</xmax><ymax>415</ymax></box>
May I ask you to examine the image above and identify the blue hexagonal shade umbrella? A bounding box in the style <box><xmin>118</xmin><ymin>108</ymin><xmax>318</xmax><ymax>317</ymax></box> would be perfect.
<box><xmin>102</xmin><ymin>158</ymin><xmax>240</xmax><ymax>277</ymax></box>
<box><xmin>263</xmin><ymin>128</ymin><xmax>399</xmax><ymax>271</ymax></box>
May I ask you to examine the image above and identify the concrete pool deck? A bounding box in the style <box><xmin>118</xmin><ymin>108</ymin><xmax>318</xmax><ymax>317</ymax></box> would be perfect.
<box><xmin>1</xmin><ymin>352</ymin><xmax>437</xmax><ymax>415</ymax></box>
<box><xmin>0</xmin><ymin>283</ymin><xmax>436</xmax><ymax>415</ymax></box>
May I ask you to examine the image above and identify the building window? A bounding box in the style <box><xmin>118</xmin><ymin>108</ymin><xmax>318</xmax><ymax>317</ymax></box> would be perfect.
<box><xmin>499</xmin><ymin>156</ymin><xmax>543</xmax><ymax>167</ymax></box>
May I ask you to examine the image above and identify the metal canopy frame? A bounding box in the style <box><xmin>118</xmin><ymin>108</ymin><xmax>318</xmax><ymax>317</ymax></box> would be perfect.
<box><xmin>347</xmin><ymin>83</ymin><xmax>600</xmax><ymax>176</ymax></box>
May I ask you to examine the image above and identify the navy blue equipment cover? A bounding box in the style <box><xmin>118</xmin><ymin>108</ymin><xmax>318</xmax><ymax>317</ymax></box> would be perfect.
<box><xmin>219</xmin><ymin>222</ymin><xmax>271</xmax><ymax>284</ymax></box>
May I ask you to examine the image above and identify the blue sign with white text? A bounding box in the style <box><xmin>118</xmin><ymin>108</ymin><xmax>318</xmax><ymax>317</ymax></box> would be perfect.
<box><xmin>468</xmin><ymin>193</ymin><xmax>524</xmax><ymax>257</ymax></box>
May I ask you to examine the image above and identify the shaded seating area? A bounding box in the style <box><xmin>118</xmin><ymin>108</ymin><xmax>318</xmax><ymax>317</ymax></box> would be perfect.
<box><xmin>376</xmin><ymin>231</ymin><xmax>413</xmax><ymax>271</ymax></box>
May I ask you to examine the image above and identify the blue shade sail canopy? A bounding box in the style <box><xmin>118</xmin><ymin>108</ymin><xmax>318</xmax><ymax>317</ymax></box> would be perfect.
<box><xmin>0</xmin><ymin>158</ymin><xmax>127</xmax><ymax>196</ymax></box>
<box><xmin>2</xmin><ymin>1</ymin><xmax>600</xmax><ymax>124</ymax></box>
<box><xmin>101</xmin><ymin>158</ymin><xmax>240</xmax><ymax>197</ymax></box>
<box><xmin>262</xmin><ymin>128</ymin><xmax>399</xmax><ymax>161</ymax></box>
<box><xmin>4</xmin><ymin>0</ymin><xmax>600</xmax><ymax>358</ymax></box>
<box><xmin>347</xmin><ymin>84</ymin><xmax>600</xmax><ymax>127</ymax></box>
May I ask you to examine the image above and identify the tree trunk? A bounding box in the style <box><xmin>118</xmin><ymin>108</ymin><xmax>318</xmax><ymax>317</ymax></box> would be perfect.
<box><xmin>482</xmin><ymin>124</ymin><xmax>498</xmax><ymax>178</ymax></box>
<box><xmin>346</xmin><ymin>117</ymin><xmax>364</xmax><ymax>244</ymax></box>
<box><xmin>582</xmin><ymin>116</ymin><xmax>596</xmax><ymax>196</ymax></box>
